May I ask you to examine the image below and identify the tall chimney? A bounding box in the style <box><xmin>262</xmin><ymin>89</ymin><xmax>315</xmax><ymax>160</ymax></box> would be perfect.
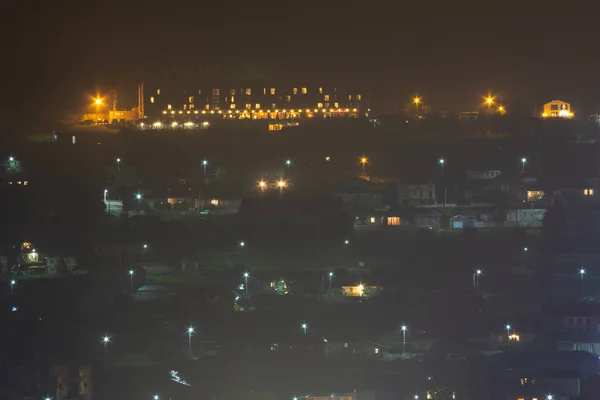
<box><xmin>137</xmin><ymin>84</ymin><xmax>141</xmax><ymax>120</ymax></box>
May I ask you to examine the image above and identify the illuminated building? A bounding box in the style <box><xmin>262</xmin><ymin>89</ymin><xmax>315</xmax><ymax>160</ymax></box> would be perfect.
<box><xmin>145</xmin><ymin>86</ymin><xmax>364</xmax><ymax>120</ymax></box>
<box><xmin>542</xmin><ymin>100</ymin><xmax>573</xmax><ymax>118</ymax></box>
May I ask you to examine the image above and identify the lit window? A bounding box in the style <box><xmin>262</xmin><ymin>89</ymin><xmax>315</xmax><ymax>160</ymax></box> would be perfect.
<box><xmin>150</xmin><ymin>96</ymin><xmax>155</xmax><ymax>104</ymax></box>
<box><xmin>293</xmin><ymin>88</ymin><xmax>298</xmax><ymax>94</ymax></box>
<box><xmin>334</xmin><ymin>102</ymin><xmax>339</xmax><ymax>108</ymax></box>
<box><xmin>374</xmin><ymin>348</ymin><xmax>380</xmax><ymax>354</ymax></box>
<box><xmin>211</xmin><ymin>199</ymin><xmax>219</xmax><ymax>206</ymax></box>
<box><xmin>183</xmin><ymin>104</ymin><xmax>187</xmax><ymax>110</ymax></box>
<box><xmin>190</xmin><ymin>104</ymin><xmax>194</xmax><ymax>109</ymax></box>
<box><xmin>344</xmin><ymin>343</ymin><xmax>348</xmax><ymax>348</ymax></box>
<box><xmin>198</xmin><ymin>89</ymin><xmax>202</xmax><ymax>94</ymax></box>
<box><xmin>230</xmin><ymin>104</ymin><xmax>236</xmax><ymax>109</ymax></box>
<box><xmin>167</xmin><ymin>104</ymin><xmax>172</xmax><ymax>110</ymax></box>
<box><xmin>286</xmin><ymin>95</ymin><xmax>291</xmax><ymax>102</ymax></box>
<box><xmin>324</xmin><ymin>94</ymin><xmax>330</xmax><ymax>101</ymax></box>
<box><xmin>246</xmin><ymin>104</ymin><xmax>252</xmax><ymax>110</ymax></box>
<box><xmin>349</xmin><ymin>95</ymin><xmax>352</xmax><ymax>100</ymax></box>
<box><xmin>263</xmin><ymin>88</ymin><xmax>267</xmax><ymax>95</ymax></box>
<box><xmin>231</xmin><ymin>96</ymin><xmax>235</xmax><ymax>103</ymax></box>
<box><xmin>157</xmin><ymin>89</ymin><xmax>160</xmax><ymax>95</ymax></box>
<box><xmin>255</xmin><ymin>103</ymin><xmax>261</xmax><ymax>109</ymax></box>
<box><xmin>388</xmin><ymin>217</ymin><xmax>400</xmax><ymax>226</ymax></box>
<box><xmin>302</xmin><ymin>87</ymin><xmax>307</xmax><ymax>94</ymax></box>
<box><xmin>357</xmin><ymin>94</ymin><xmax>362</xmax><ymax>100</ymax></box>
<box><xmin>370</xmin><ymin>217</ymin><xmax>376</xmax><ymax>224</ymax></box>
<box><xmin>319</xmin><ymin>87</ymin><xmax>323</xmax><ymax>94</ymax></box>
<box><xmin>23</xmin><ymin>181</ymin><xmax>28</xmax><ymax>185</ymax></box>
<box><xmin>230</xmin><ymin>89</ymin><xmax>235</xmax><ymax>95</ymax></box>
<box><xmin>270</xmin><ymin>88</ymin><xmax>276</xmax><ymax>95</ymax></box>
<box><xmin>585</xmin><ymin>189</ymin><xmax>594</xmax><ymax>196</ymax></box>
<box><xmin>317</xmin><ymin>103</ymin><xmax>323</xmax><ymax>109</ymax></box>
<box><xmin>188</xmin><ymin>96</ymin><xmax>193</xmax><ymax>103</ymax></box>
<box><xmin>246</xmin><ymin>88</ymin><xmax>251</xmax><ymax>95</ymax></box>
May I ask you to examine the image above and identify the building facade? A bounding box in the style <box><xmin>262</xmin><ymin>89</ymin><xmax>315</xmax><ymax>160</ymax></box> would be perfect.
<box><xmin>144</xmin><ymin>85</ymin><xmax>364</xmax><ymax>120</ymax></box>
<box><xmin>542</xmin><ymin>100</ymin><xmax>573</xmax><ymax>118</ymax></box>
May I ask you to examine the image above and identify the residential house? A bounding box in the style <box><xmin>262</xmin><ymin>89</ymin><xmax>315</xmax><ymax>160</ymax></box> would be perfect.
<box><xmin>543</xmin><ymin>303</ymin><xmax>600</xmax><ymax>356</ymax></box>
<box><xmin>46</xmin><ymin>256</ymin><xmax>79</xmax><ymax>274</ymax></box>
<box><xmin>398</xmin><ymin>183</ymin><xmax>436</xmax><ymax>206</ymax></box>
<box><xmin>353</xmin><ymin>207</ymin><xmax>404</xmax><ymax>231</ymax></box>
<box><xmin>341</xmin><ymin>284</ymin><xmax>381</xmax><ymax>298</ymax></box>
<box><xmin>414</xmin><ymin>209</ymin><xmax>442</xmax><ymax>229</ymax></box>
<box><xmin>198</xmin><ymin>197</ymin><xmax>241</xmax><ymax>215</ymax></box>
<box><xmin>505</xmin><ymin>208</ymin><xmax>546</xmax><ymax>228</ymax></box>
<box><xmin>450</xmin><ymin>210</ymin><xmax>499</xmax><ymax>229</ymax></box>
<box><xmin>466</xmin><ymin>170</ymin><xmax>502</xmax><ymax>180</ymax></box>
<box><xmin>552</xmin><ymin>180</ymin><xmax>600</xmax><ymax>205</ymax></box>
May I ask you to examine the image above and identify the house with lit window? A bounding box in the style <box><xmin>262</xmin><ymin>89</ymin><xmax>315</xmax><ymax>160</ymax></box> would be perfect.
<box><xmin>505</xmin><ymin>208</ymin><xmax>546</xmax><ymax>228</ymax></box>
<box><xmin>551</xmin><ymin>180</ymin><xmax>600</xmax><ymax>205</ymax></box>
<box><xmin>542</xmin><ymin>100</ymin><xmax>573</xmax><ymax>118</ymax></box>
<box><xmin>353</xmin><ymin>208</ymin><xmax>404</xmax><ymax>231</ymax></box>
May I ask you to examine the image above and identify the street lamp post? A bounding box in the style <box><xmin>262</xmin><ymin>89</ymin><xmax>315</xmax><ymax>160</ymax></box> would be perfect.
<box><xmin>135</xmin><ymin>193</ymin><xmax>142</xmax><ymax>214</ymax></box>
<box><xmin>10</xmin><ymin>280</ymin><xmax>15</xmax><ymax>295</ymax></box>
<box><xmin>102</xmin><ymin>336</ymin><xmax>110</xmax><ymax>368</ymax></box>
<box><xmin>473</xmin><ymin>269</ymin><xmax>482</xmax><ymax>297</ymax></box>
<box><xmin>438</xmin><ymin>158</ymin><xmax>447</xmax><ymax>207</ymax></box>
<box><xmin>360</xmin><ymin>156</ymin><xmax>368</xmax><ymax>175</ymax></box>
<box><xmin>244</xmin><ymin>272</ymin><xmax>249</xmax><ymax>297</ymax></box>
<box><xmin>202</xmin><ymin>160</ymin><xmax>208</xmax><ymax>184</ymax></box>
<box><xmin>580</xmin><ymin>268</ymin><xmax>586</xmax><ymax>298</ymax></box>
<box><xmin>413</xmin><ymin>96</ymin><xmax>421</xmax><ymax>114</ymax></box>
<box><xmin>285</xmin><ymin>159</ymin><xmax>291</xmax><ymax>174</ymax></box>
<box><xmin>301</xmin><ymin>322</ymin><xmax>307</xmax><ymax>335</ymax></box>
<box><xmin>329</xmin><ymin>271</ymin><xmax>333</xmax><ymax>289</ymax></box>
<box><xmin>129</xmin><ymin>269</ymin><xmax>134</xmax><ymax>293</ymax></box>
<box><xmin>505</xmin><ymin>324</ymin><xmax>511</xmax><ymax>350</ymax></box>
<box><xmin>116</xmin><ymin>157</ymin><xmax>121</xmax><ymax>171</ymax></box>
<box><xmin>521</xmin><ymin>157</ymin><xmax>527</xmax><ymax>172</ymax></box>
<box><xmin>258</xmin><ymin>180</ymin><xmax>266</xmax><ymax>192</ymax></box>
<box><xmin>401</xmin><ymin>325</ymin><xmax>407</xmax><ymax>358</ymax></box>
<box><xmin>187</xmin><ymin>326</ymin><xmax>194</xmax><ymax>356</ymax></box>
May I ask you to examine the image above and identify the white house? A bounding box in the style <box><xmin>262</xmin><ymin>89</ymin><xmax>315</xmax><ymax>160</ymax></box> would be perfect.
<box><xmin>505</xmin><ymin>208</ymin><xmax>546</xmax><ymax>228</ymax></box>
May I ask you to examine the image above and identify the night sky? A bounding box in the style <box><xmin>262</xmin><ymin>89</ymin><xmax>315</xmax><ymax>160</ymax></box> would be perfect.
<box><xmin>5</xmin><ymin>3</ymin><xmax>600</xmax><ymax>118</ymax></box>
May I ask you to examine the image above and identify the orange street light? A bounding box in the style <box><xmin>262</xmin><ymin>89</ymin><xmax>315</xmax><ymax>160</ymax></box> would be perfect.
<box><xmin>498</xmin><ymin>105</ymin><xmax>506</xmax><ymax>114</ymax></box>
<box><xmin>484</xmin><ymin>95</ymin><xmax>495</xmax><ymax>107</ymax></box>
<box><xmin>413</xmin><ymin>96</ymin><xmax>421</xmax><ymax>113</ymax></box>
<box><xmin>360</xmin><ymin>156</ymin><xmax>368</xmax><ymax>174</ymax></box>
<box><xmin>277</xmin><ymin>180</ymin><xmax>287</xmax><ymax>188</ymax></box>
<box><xmin>258</xmin><ymin>180</ymin><xmax>266</xmax><ymax>191</ymax></box>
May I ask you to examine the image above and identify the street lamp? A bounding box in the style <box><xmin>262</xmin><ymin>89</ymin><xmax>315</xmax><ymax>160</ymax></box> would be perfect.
<box><xmin>102</xmin><ymin>336</ymin><xmax>110</xmax><ymax>368</ymax></box>
<box><xmin>154</xmin><ymin>395</ymin><xmax>160</xmax><ymax>400</ymax></box>
<box><xmin>344</xmin><ymin>239</ymin><xmax>349</xmax><ymax>245</ymax></box>
<box><xmin>202</xmin><ymin>159</ymin><xmax>208</xmax><ymax>183</ymax></box>
<box><xmin>9</xmin><ymin>156</ymin><xmax>14</xmax><ymax>162</ymax></box>
<box><xmin>187</xmin><ymin>326</ymin><xmax>194</xmax><ymax>355</ymax></box>
<box><xmin>580</xmin><ymin>268</ymin><xmax>586</xmax><ymax>298</ymax></box>
<box><xmin>128</xmin><ymin>269</ymin><xmax>134</xmax><ymax>293</ymax></box>
<box><xmin>143</xmin><ymin>244</ymin><xmax>148</xmax><ymax>249</ymax></box>
<box><xmin>546</xmin><ymin>395</ymin><xmax>553</xmax><ymax>400</ymax></box>
<box><xmin>401</xmin><ymin>325</ymin><xmax>408</xmax><ymax>357</ymax></box>
<box><xmin>521</xmin><ymin>157</ymin><xmax>527</xmax><ymax>172</ymax></box>
<box><xmin>240</xmin><ymin>241</ymin><xmax>246</xmax><ymax>248</ymax></box>
<box><xmin>414</xmin><ymin>395</ymin><xmax>419</xmax><ymax>400</ymax></box>
<box><xmin>10</xmin><ymin>279</ymin><xmax>15</xmax><ymax>295</ymax></box>
<box><xmin>484</xmin><ymin>94</ymin><xmax>495</xmax><ymax>107</ymax></box>
<box><xmin>473</xmin><ymin>269</ymin><xmax>482</xmax><ymax>297</ymax></box>
<box><xmin>277</xmin><ymin>180</ymin><xmax>287</xmax><ymax>189</ymax></box>
<box><xmin>329</xmin><ymin>271</ymin><xmax>333</xmax><ymax>289</ymax></box>
<box><xmin>258</xmin><ymin>180</ymin><xmax>266</xmax><ymax>192</ymax></box>
<box><xmin>94</xmin><ymin>97</ymin><xmax>103</xmax><ymax>115</ymax></box>
<box><xmin>439</xmin><ymin>158</ymin><xmax>447</xmax><ymax>207</ymax></box>
<box><xmin>360</xmin><ymin>156</ymin><xmax>368</xmax><ymax>174</ymax></box>
<box><xmin>135</xmin><ymin>193</ymin><xmax>142</xmax><ymax>213</ymax></box>
<box><xmin>244</xmin><ymin>272</ymin><xmax>249</xmax><ymax>296</ymax></box>
<box><xmin>413</xmin><ymin>96</ymin><xmax>421</xmax><ymax>114</ymax></box>
<box><xmin>116</xmin><ymin>157</ymin><xmax>121</xmax><ymax>171</ymax></box>
<box><xmin>301</xmin><ymin>322</ymin><xmax>307</xmax><ymax>335</ymax></box>
<box><xmin>285</xmin><ymin>159</ymin><xmax>291</xmax><ymax>173</ymax></box>
<box><xmin>505</xmin><ymin>324</ymin><xmax>511</xmax><ymax>350</ymax></box>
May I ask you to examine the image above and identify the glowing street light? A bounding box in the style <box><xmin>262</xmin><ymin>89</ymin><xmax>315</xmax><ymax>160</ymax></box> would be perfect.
<box><xmin>301</xmin><ymin>322</ymin><xmax>308</xmax><ymax>335</ymax></box>
<box><xmin>116</xmin><ymin>157</ymin><xmax>121</xmax><ymax>171</ymax></box>
<box><xmin>438</xmin><ymin>158</ymin><xmax>445</xmax><ymax>173</ymax></box>
<box><xmin>505</xmin><ymin>324</ymin><xmax>511</xmax><ymax>350</ymax></box>
<box><xmin>154</xmin><ymin>395</ymin><xmax>160</xmax><ymax>400</ymax></box>
<box><xmin>473</xmin><ymin>269</ymin><xmax>482</xmax><ymax>297</ymax></box>
<box><xmin>498</xmin><ymin>105</ymin><xmax>506</xmax><ymax>114</ymax></box>
<box><xmin>360</xmin><ymin>156</ymin><xmax>368</xmax><ymax>174</ymax></box>
<box><xmin>484</xmin><ymin>94</ymin><xmax>495</xmax><ymax>107</ymax></box>
<box><xmin>521</xmin><ymin>157</ymin><xmax>527</xmax><ymax>172</ymax></box>
<box><xmin>401</xmin><ymin>325</ymin><xmax>408</xmax><ymax>356</ymax></box>
<box><xmin>102</xmin><ymin>336</ymin><xmax>110</xmax><ymax>368</ymax></box>
<box><xmin>344</xmin><ymin>239</ymin><xmax>349</xmax><ymax>245</ymax></box>
<box><xmin>258</xmin><ymin>180</ymin><xmax>266</xmax><ymax>192</ymax></box>
<box><xmin>240</xmin><ymin>241</ymin><xmax>246</xmax><ymax>248</ymax></box>
<box><xmin>187</xmin><ymin>326</ymin><xmax>194</xmax><ymax>356</ymax></box>
<box><xmin>202</xmin><ymin>159</ymin><xmax>208</xmax><ymax>183</ymax></box>
<box><xmin>439</xmin><ymin>158</ymin><xmax>447</xmax><ymax>207</ymax></box>
<box><xmin>277</xmin><ymin>180</ymin><xmax>287</xmax><ymax>190</ymax></box>
<box><xmin>329</xmin><ymin>271</ymin><xmax>333</xmax><ymax>289</ymax></box>
<box><xmin>546</xmin><ymin>394</ymin><xmax>553</xmax><ymax>400</ymax></box>
<box><xmin>243</xmin><ymin>272</ymin><xmax>249</xmax><ymax>296</ymax></box>
<box><xmin>8</xmin><ymin>156</ymin><xmax>14</xmax><ymax>162</ymax></box>
<box><xmin>94</xmin><ymin>96</ymin><xmax>103</xmax><ymax>114</ymax></box>
<box><xmin>580</xmin><ymin>268</ymin><xmax>586</xmax><ymax>298</ymax></box>
<box><xmin>413</xmin><ymin>96</ymin><xmax>421</xmax><ymax>114</ymax></box>
<box><xmin>128</xmin><ymin>269</ymin><xmax>134</xmax><ymax>293</ymax></box>
<box><xmin>10</xmin><ymin>279</ymin><xmax>15</xmax><ymax>295</ymax></box>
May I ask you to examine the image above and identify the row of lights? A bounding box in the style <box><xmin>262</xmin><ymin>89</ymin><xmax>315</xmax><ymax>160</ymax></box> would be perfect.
<box><xmin>161</xmin><ymin>108</ymin><xmax>358</xmax><ymax>115</ymax></box>
<box><xmin>412</xmin><ymin>94</ymin><xmax>506</xmax><ymax>113</ymax></box>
